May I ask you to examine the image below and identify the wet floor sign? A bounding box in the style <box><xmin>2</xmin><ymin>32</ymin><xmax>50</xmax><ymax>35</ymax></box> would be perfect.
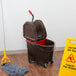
<box><xmin>59</xmin><ymin>38</ymin><xmax>76</xmax><ymax>76</ymax></box>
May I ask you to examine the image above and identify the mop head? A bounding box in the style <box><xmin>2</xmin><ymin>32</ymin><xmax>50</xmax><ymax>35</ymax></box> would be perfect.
<box><xmin>1</xmin><ymin>63</ymin><xmax>29</xmax><ymax>76</ymax></box>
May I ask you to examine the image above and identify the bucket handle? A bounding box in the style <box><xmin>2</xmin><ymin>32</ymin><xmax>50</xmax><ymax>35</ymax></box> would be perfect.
<box><xmin>28</xmin><ymin>10</ymin><xmax>34</xmax><ymax>21</ymax></box>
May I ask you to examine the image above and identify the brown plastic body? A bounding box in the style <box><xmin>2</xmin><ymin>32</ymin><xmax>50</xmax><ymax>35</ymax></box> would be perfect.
<box><xmin>23</xmin><ymin>20</ymin><xmax>47</xmax><ymax>42</ymax></box>
<box><xmin>27</xmin><ymin>39</ymin><xmax>54</xmax><ymax>67</ymax></box>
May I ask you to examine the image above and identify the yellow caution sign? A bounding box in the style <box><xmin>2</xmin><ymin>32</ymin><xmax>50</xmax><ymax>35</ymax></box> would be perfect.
<box><xmin>59</xmin><ymin>38</ymin><xmax>76</xmax><ymax>76</ymax></box>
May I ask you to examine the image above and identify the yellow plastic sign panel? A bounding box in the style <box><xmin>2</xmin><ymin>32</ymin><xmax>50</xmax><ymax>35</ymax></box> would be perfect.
<box><xmin>59</xmin><ymin>38</ymin><xmax>76</xmax><ymax>76</ymax></box>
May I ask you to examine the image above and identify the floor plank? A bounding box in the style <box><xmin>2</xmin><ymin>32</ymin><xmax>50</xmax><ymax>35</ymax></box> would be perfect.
<box><xmin>0</xmin><ymin>51</ymin><xmax>63</xmax><ymax>76</ymax></box>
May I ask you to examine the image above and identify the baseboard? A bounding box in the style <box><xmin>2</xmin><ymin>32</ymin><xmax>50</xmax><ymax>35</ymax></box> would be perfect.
<box><xmin>0</xmin><ymin>47</ymin><xmax>64</xmax><ymax>55</ymax></box>
<box><xmin>0</xmin><ymin>49</ymin><xmax>27</xmax><ymax>55</ymax></box>
<box><xmin>55</xmin><ymin>47</ymin><xmax>64</xmax><ymax>51</ymax></box>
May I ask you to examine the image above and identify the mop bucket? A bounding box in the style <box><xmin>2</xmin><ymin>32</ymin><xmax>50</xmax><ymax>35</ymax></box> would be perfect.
<box><xmin>23</xmin><ymin>10</ymin><xmax>55</xmax><ymax>68</ymax></box>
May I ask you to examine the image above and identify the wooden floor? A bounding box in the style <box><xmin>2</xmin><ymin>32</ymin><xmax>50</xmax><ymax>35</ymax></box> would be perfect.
<box><xmin>0</xmin><ymin>51</ymin><xmax>63</xmax><ymax>76</ymax></box>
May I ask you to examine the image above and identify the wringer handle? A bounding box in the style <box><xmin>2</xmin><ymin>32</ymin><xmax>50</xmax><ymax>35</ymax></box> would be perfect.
<box><xmin>29</xmin><ymin>10</ymin><xmax>33</xmax><ymax>16</ymax></box>
<box><xmin>28</xmin><ymin>10</ymin><xmax>34</xmax><ymax>21</ymax></box>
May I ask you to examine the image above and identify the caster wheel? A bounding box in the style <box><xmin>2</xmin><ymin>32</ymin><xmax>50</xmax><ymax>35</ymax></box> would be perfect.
<box><xmin>51</xmin><ymin>61</ymin><xmax>53</xmax><ymax>64</ymax></box>
<box><xmin>29</xmin><ymin>59</ymin><xmax>32</xmax><ymax>63</ymax></box>
<box><xmin>43</xmin><ymin>64</ymin><xmax>47</xmax><ymax>68</ymax></box>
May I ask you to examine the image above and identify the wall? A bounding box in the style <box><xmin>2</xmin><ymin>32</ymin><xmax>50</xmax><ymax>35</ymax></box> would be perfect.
<box><xmin>0</xmin><ymin>0</ymin><xmax>76</xmax><ymax>51</ymax></box>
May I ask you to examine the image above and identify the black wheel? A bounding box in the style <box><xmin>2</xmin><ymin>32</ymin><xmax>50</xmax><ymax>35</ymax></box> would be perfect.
<box><xmin>51</xmin><ymin>61</ymin><xmax>53</xmax><ymax>64</ymax></box>
<box><xmin>29</xmin><ymin>59</ymin><xmax>32</xmax><ymax>63</ymax></box>
<box><xmin>43</xmin><ymin>64</ymin><xmax>47</xmax><ymax>68</ymax></box>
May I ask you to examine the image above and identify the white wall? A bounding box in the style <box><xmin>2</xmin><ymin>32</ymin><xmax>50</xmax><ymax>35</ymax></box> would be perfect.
<box><xmin>0</xmin><ymin>0</ymin><xmax>4</xmax><ymax>51</ymax></box>
<box><xmin>1</xmin><ymin>0</ymin><xmax>76</xmax><ymax>51</ymax></box>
